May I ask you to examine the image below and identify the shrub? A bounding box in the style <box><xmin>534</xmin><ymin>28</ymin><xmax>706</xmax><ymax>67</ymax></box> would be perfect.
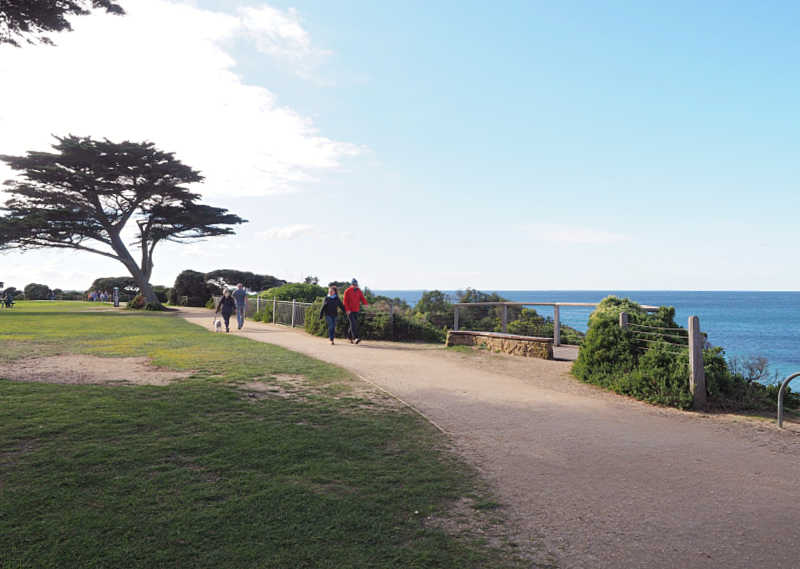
<box><xmin>304</xmin><ymin>300</ymin><xmax>446</xmax><ymax>343</ymax></box>
<box><xmin>573</xmin><ymin>296</ymin><xmax>798</xmax><ymax>412</ymax></box>
<box><xmin>23</xmin><ymin>283</ymin><xmax>51</xmax><ymax>300</ymax></box>
<box><xmin>126</xmin><ymin>294</ymin><xmax>146</xmax><ymax>310</ymax></box>
<box><xmin>573</xmin><ymin>297</ymin><xmax>693</xmax><ymax>409</ymax></box>
<box><xmin>171</xmin><ymin>270</ymin><xmax>219</xmax><ymax>307</ymax></box>
<box><xmin>259</xmin><ymin>282</ymin><xmax>327</xmax><ymax>303</ymax></box>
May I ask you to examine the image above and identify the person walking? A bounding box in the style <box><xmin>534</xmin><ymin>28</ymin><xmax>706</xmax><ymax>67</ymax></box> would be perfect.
<box><xmin>343</xmin><ymin>278</ymin><xmax>368</xmax><ymax>344</ymax></box>
<box><xmin>319</xmin><ymin>285</ymin><xmax>346</xmax><ymax>345</ymax></box>
<box><xmin>216</xmin><ymin>289</ymin><xmax>236</xmax><ymax>333</ymax></box>
<box><xmin>232</xmin><ymin>283</ymin><xmax>247</xmax><ymax>330</ymax></box>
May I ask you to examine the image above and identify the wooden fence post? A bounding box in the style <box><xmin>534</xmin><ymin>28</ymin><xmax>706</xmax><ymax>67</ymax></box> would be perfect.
<box><xmin>553</xmin><ymin>305</ymin><xmax>561</xmax><ymax>346</ymax></box>
<box><xmin>502</xmin><ymin>304</ymin><xmax>508</xmax><ymax>333</ymax></box>
<box><xmin>272</xmin><ymin>297</ymin><xmax>277</xmax><ymax>324</ymax></box>
<box><xmin>256</xmin><ymin>296</ymin><xmax>261</xmax><ymax>313</ymax></box>
<box><xmin>619</xmin><ymin>312</ymin><xmax>628</xmax><ymax>328</ymax></box>
<box><xmin>688</xmin><ymin>315</ymin><xmax>706</xmax><ymax>410</ymax></box>
<box><xmin>454</xmin><ymin>307</ymin><xmax>459</xmax><ymax>331</ymax></box>
<box><xmin>390</xmin><ymin>300</ymin><xmax>396</xmax><ymax>341</ymax></box>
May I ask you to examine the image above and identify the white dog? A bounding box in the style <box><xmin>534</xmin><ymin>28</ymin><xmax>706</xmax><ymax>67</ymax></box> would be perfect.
<box><xmin>214</xmin><ymin>318</ymin><xmax>223</xmax><ymax>333</ymax></box>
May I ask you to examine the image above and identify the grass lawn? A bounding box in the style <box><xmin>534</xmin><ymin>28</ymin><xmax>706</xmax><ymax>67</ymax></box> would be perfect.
<box><xmin>0</xmin><ymin>302</ymin><xmax>528</xmax><ymax>569</ymax></box>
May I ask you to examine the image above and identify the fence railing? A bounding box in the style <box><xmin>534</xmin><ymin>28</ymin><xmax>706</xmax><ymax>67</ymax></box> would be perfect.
<box><xmin>252</xmin><ymin>296</ymin><xmax>313</xmax><ymax>328</ymax></box>
<box><xmin>777</xmin><ymin>372</ymin><xmax>800</xmax><ymax>428</ymax></box>
<box><xmin>452</xmin><ymin>301</ymin><xmax>660</xmax><ymax>347</ymax></box>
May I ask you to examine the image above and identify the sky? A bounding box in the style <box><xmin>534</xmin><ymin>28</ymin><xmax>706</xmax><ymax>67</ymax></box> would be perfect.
<box><xmin>1</xmin><ymin>0</ymin><xmax>799</xmax><ymax>292</ymax></box>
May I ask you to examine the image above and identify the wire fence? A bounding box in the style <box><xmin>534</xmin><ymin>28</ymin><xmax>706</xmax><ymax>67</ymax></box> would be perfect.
<box><xmin>626</xmin><ymin>321</ymin><xmax>690</xmax><ymax>356</ymax></box>
<box><xmin>272</xmin><ymin>300</ymin><xmax>313</xmax><ymax>327</ymax></box>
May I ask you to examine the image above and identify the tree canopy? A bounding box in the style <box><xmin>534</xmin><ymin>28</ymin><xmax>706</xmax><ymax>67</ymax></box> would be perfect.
<box><xmin>24</xmin><ymin>282</ymin><xmax>50</xmax><ymax>300</ymax></box>
<box><xmin>88</xmin><ymin>276</ymin><xmax>137</xmax><ymax>296</ymax></box>
<box><xmin>205</xmin><ymin>269</ymin><xmax>285</xmax><ymax>292</ymax></box>
<box><xmin>0</xmin><ymin>135</ymin><xmax>246</xmax><ymax>307</ymax></box>
<box><xmin>0</xmin><ymin>0</ymin><xmax>124</xmax><ymax>46</ymax></box>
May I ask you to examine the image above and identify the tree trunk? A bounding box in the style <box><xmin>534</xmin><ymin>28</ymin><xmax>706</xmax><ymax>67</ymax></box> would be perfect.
<box><xmin>108</xmin><ymin>232</ymin><xmax>162</xmax><ymax>308</ymax></box>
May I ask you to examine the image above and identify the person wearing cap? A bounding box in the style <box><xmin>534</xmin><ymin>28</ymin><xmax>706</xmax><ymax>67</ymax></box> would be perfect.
<box><xmin>343</xmin><ymin>278</ymin><xmax>368</xmax><ymax>344</ymax></box>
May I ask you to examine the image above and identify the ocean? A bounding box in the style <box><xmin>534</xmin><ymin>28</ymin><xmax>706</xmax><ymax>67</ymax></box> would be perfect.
<box><xmin>374</xmin><ymin>290</ymin><xmax>800</xmax><ymax>380</ymax></box>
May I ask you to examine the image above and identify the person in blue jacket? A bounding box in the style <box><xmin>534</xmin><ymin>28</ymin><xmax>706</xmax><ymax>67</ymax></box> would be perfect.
<box><xmin>319</xmin><ymin>285</ymin><xmax>346</xmax><ymax>345</ymax></box>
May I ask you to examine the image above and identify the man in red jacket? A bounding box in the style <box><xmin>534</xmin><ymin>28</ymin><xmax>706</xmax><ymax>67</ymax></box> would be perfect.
<box><xmin>343</xmin><ymin>278</ymin><xmax>368</xmax><ymax>344</ymax></box>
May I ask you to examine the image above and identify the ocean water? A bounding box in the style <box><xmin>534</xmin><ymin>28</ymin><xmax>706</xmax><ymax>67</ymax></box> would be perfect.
<box><xmin>374</xmin><ymin>290</ymin><xmax>800</xmax><ymax>380</ymax></box>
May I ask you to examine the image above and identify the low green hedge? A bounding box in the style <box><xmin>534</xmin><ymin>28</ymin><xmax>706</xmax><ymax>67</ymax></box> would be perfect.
<box><xmin>304</xmin><ymin>299</ymin><xmax>445</xmax><ymax>343</ymax></box>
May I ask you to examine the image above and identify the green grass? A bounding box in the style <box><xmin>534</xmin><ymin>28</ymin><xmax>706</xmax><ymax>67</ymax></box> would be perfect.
<box><xmin>0</xmin><ymin>302</ymin><xmax>528</xmax><ymax>569</ymax></box>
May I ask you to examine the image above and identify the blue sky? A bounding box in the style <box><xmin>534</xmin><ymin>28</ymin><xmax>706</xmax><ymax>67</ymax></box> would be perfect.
<box><xmin>1</xmin><ymin>1</ymin><xmax>799</xmax><ymax>291</ymax></box>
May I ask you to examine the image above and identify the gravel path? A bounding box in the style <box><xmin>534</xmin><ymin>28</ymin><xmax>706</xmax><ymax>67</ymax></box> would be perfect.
<box><xmin>180</xmin><ymin>308</ymin><xmax>800</xmax><ymax>569</ymax></box>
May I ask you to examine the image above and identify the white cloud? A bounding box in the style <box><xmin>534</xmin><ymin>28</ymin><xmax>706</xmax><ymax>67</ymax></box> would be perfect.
<box><xmin>0</xmin><ymin>0</ymin><xmax>359</xmax><ymax>198</ymax></box>
<box><xmin>524</xmin><ymin>223</ymin><xmax>628</xmax><ymax>244</ymax></box>
<box><xmin>257</xmin><ymin>224</ymin><xmax>314</xmax><ymax>240</ymax></box>
<box><xmin>238</xmin><ymin>5</ymin><xmax>331</xmax><ymax>78</ymax></box>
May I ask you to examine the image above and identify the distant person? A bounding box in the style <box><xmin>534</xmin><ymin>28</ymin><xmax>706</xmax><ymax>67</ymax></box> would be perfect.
<box><xmin>343</xmin><ymin>278</ymin><xmax>368</xmax><ymax>344</ymax></box>
<box><xmin>216</xmin><ymin>289</ymin><xmax>236</xmax><ymax>333</ymax></box>
<box><xmin>232</xmin><ymin>283</ymin><xmax>247</xmax><ymax>330</ymax></box>
<box><xmin>319</xmin><ymin>285</ymin><xmax>346</xmax><ymax>345</ymax></box>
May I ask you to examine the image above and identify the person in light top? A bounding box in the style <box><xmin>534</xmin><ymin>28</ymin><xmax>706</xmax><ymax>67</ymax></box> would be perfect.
<box><xmin>342</xmin><ymin>278</ymin><xmax>368</xmax><ymax>344</ymax></box>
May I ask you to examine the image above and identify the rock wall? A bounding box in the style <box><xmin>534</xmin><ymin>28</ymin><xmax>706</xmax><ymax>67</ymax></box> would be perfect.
<box><xmin>446</xmin><ymin>331</ymin><xmax>553</xmax><ymax>360</ymax></box>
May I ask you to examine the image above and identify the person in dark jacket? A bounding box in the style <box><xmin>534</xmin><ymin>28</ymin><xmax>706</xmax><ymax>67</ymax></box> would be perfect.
<box><xmin>319</xmin><ymin>285</ymin><xmax>346</xmax><ymax>345</ymax></box>
<box><xmin>216</xmin><ymin>289</ymin><xmax>237</xmax><ymax>333</ymax></box>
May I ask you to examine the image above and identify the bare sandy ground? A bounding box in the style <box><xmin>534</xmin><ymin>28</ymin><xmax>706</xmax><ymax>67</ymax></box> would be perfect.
<box><xmin>0</xmin><ymin>354</ymin><xmax>189</xmax><ymax>385</ymax></box>
<box><xmin>180</xmin><ymin>308</ymin><xmax>800</xmax><ymax>569</ymax></box>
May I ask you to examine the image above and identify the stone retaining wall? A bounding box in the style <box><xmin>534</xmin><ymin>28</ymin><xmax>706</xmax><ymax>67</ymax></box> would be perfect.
<box><xmin>446</xmin><ymin>330</ymin><xmax>553</xmax><ymax>360</ymax></box>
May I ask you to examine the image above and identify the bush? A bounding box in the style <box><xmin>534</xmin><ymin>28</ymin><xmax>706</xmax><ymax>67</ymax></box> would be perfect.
<box><xmin>171</xmin><ymin>270</ymin><xmax>219</xmax><ymax>307</ymax></box>
<box><xmin>573</xmin><ymin>296</ymin><xmax>798</xmax><ymax>412</ymax></box>
<box><xmin>126</xmin><ymin>294</ymin><xmax>146</xmax><ymax>310</ymax></box>
<box><xmin>573</xmin><ymin>297</ymin><xmax>694</xmax><ymax>408</ymax></box>
<box><xmin>304</xmin><ymin>300</ymin><xmax>446</xmax><ymax>343</ymax></box>
<box><xmin>152</xmin><ymin>286</ymin><xmax>169</xmax><ymax>304</ymax></box>
<box><xmin>260</xmin><ymin>282</ymin><xmax>327</xmax><ymax>303</ymax></box>
<box><xmin>23</xmin><ymin>283</ymin><xmax>51</xmax><ymax>300</ymax></box>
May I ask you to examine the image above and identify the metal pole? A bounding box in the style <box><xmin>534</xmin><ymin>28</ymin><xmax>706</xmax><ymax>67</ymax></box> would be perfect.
<box><xmin>256</xmin><ymin>296</ymin><xmax>261</xmax><ymax>314</ymax></box>
<box><xmin>688</xmin><ymin>316</ymin><xmax>706</xmax><ymax>411</ymax></box>
<box><xmin>272</xmin><ymin>297</ymin><xmax>277</xmax><ymax>324</ymax></box>
<box><xmin>777</xmin><ymin>372</ymin><xmax>800</xmax><ymax>428</ymax></box>
<box><xmin>454</xmin><ymin>306</ymin><xmax>459</xmax><ymax>331</ymax></box>
<box><xmin>553</xmin><ymin>305</ymin><xmax>561</xmax><ymax>346</ymax></box>
<box><xmin>291</xmin><ymin>299</ymin><xmax>296</xmax><ymax>327</ymax></box>
<box><xmin>502</xmin><ymin>304</ymin><xmax>508</xmax><ymax>333</ymax></box>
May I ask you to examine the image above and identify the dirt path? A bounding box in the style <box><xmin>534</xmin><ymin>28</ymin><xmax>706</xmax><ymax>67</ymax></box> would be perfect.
<box><xmin>180</xmin><ymin>308</ymin><xmax>800</xmax><ymax>569</ymax></box>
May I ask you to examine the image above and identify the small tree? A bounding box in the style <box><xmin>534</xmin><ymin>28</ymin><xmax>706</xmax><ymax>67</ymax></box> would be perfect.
<box><xmin>2</xmin><ymin>286</ymin><xmax>18</xmax><ymax>299</ymax></box>
<box><xmin>0</xmin><ymin>136</ymin><xmax>246</xmax><ymax>308</ymax></box>
<box><xmin>24</xmin><ymin>282</ymin><xmax>51</xmax><ymax>300</ymax></box>
<box><xmin>170</xmin><ymin>270</ymin><xmax>219</xmax><ymax>307</ymax></box>
<box><xmin>0</xmin><ymin>0</ymin><xmax>124</xmax><ymax>47</ymax></box>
